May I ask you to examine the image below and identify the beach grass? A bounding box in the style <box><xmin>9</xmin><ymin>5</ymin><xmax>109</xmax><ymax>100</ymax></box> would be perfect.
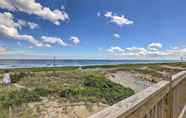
<box><xmin>0</xmin><ymin>68</ymin><xmax>134</xmax><ymax>116</ymax></box>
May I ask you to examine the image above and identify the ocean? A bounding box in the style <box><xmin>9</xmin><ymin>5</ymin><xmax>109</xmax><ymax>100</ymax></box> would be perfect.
<box><xmin>0</xmin><ymin>59</ymin><xmax>181</xmax><ymax>69</ymax></box>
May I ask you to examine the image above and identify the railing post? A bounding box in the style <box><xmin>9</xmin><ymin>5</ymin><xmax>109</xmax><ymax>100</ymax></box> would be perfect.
<box><xmin>166</xmin><ymin>75</ymin><xmax>173</xmax><ymax>118</ymax></box>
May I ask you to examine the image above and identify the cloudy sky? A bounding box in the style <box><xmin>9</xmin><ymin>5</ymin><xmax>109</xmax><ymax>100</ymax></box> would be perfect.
<box><xmin>0</xmin><ymin>0</ymin><xmax>186</xmax><ymax>59</ymax></box>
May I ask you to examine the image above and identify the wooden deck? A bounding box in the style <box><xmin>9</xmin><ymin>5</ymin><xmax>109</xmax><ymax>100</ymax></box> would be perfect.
<box><xmin>88</xmin><ymin>71</ymin><xmax>186</xmax><ymax>118</ymax></box>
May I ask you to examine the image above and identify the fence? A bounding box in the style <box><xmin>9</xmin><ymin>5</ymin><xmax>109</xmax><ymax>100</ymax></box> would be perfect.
<box><xmin>88</xmin><ymin>71</ymin><xmax>186</xmax><ymax>118</ymax></box>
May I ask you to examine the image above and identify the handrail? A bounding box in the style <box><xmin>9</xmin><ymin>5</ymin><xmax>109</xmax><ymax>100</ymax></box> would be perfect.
<box><xmin>178</xmin><ymin>105</ymin><xmax>186</xmax><ymax>118</ymax></box>
<box><xmin>88</xmin><ymin>71</ymin><xmax>186</xmax><ymax>118</ymax></box>
<box><xmin>171</xmin><ymin>71</ymin><xmax>186</xmax><ymax>88</ymax></box>
<box><xmin>88</xmin><ymin>81</ymin><xmax>170</xmax><ymax>118</ymax></box>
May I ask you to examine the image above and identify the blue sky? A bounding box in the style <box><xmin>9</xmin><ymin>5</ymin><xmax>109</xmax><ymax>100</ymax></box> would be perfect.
<box><xmin>0</xmin><ymin>0</ymin><xmax>186</xmax><ymax>59</ymax></box>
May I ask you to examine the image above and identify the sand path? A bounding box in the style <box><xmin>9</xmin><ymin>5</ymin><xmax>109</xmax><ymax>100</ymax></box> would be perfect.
<box><xmin>107</xmin><ymin>71</ymin><xmax>154</xmax><ymax>93</ymax></box>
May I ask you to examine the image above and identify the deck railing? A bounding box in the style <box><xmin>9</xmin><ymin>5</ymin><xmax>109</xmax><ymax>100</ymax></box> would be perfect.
<box><xmin>88</xmin><ymin>71</ymin><xmax>186</xmax><ymax>118</ymax></box>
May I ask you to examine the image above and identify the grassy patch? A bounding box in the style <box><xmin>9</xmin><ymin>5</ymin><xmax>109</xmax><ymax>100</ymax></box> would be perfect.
<box><xmin>0</xmin><ymin>68</ymin><xmax>134</xmax><ymax>116</ymax></box>
<box><xmin>0</xmin><ymin>87</ymin><xmax>40</xmax><ymax>107</ymax></box>
<box><xmin>15</xmin><ymin>71</ymin><xmax>134</xmax><ymax>105</ymax></box>
<box><xmin>58</xmin><ymin>75</ymin><xmax>134</xmax><ymax>105</ymax></box>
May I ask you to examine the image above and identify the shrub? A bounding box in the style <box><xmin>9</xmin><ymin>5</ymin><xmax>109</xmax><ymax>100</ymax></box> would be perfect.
<box><xmin>34</xmin><ymin>88</ymin><xmax>50</xmax><ymax>97</ymax></box>
<box><xmin>83</xmin><ymin>78</ymin><xmax>97</xmax><ymax>87</ymax></box>
<box><xmin>11</xmin><ymin>72</ymin><xmax>26</xmax><ymax>83</ymax></box>
<box><xmin>0</xmin><ymin>88</ymin><xmax>40</xmax><ymax>107</ymax></box>
<box><xmin>0</xmin><ymin>108</ymin><xmax>8</xmax><ymax>118</ymax></box>
<box><xmin>59</xmin><ymin>89</ymin><xmax>75</xmax><ymax>98</ymax></box>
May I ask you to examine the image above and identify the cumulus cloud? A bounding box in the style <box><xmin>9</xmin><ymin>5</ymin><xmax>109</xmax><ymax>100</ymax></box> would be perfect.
<box><xmin>107</xmin><ymin>42</ymin><xmax>186</xmax><ymax>58</ymax></box>
<box><xmin>17</xmin><ymin>19</ymin><xmax>39</xmax><ymax>29</ymax></box>
<box><xmin>70</xmin><ymin>36</ymin><xmax>80</xmax><ymax>45</ymax></box>
<box><xmin>104</xmin><ymin>11</ymin><xmax>134</xmax><ymax>26</ymax></box>
<box><xmin>0</xmin><ymin>0</ymin><xmax>69</xmax><ymax>25</ymax></box>
<box><xmin>41</xmin><ymin>36</ymin><xmax>67</xmax><ymax>46</ymax></box>
<box><xmin>113</xmin><ymin>33</ymin><xmax>120</xmax><ymax>38</ymax></box>
<box><xmin>148</xmin><ymin>43</ymin><xmax>162</xmax><ymax>51</ymax></box>
<box><xmin>108</xmin><ymin>46</ymin><xmax>124</xmax><ymax>53</ymax></box>
<box><xmin>0</xmin><ymin>12</ymin><xmax>42</xmax><ymax>47</ymax></box>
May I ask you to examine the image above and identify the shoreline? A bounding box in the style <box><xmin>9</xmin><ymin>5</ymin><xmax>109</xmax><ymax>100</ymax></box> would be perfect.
<box><xmin>0</xmin><ymin>61</ymin><xmax>185</xmax><ymax>69</ymax></box>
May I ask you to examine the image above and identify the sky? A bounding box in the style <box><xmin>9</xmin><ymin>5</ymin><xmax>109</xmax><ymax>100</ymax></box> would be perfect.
<box><xmin>0</xmin><ymin>0</ymin><xmax>186</xmax><ymax>60</ymax></box>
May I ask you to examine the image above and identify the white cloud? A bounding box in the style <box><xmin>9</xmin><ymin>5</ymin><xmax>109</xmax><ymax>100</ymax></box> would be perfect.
<box><xmin>108</xmin><ymin>46</ymin><xmax>124</xmax><ymax>53</ymax></box>
<box><xmin>0</xmin><ymin>12</ymin><xmax>19</xmax><ymax>28</ymax></box>
<box><xmin>148</xmin><ymin>43</ymin><xmax>162</xmax><ymax>51</ymax></box>
<box><xmin>113</xmin><ymin>33</ymin><xmax>120</xmax><ymax>38</ymax></box>
<box><xmin>45</xmin><ymin>44</ymin><xmax>52</xmax><ymax>48</ymax></box>
<box><xmin>17</xmin><ymin>19</ymin><xmax>39</xmax><ymax>29</ymax></box>
<box><xmin>107</xmin><ymin>42</ymin><xmax>186</xmax><ymax>58</ymax></box>
<box><xmin>0</xmin><ymin>12</ymin><xmax>69</xmax><ymax>48</ymax></box>
<box><xmin>104</xmin><ymin>11</ymin><xmax>134</xmax><ymax>26</ymax></box>
<box><xmin>41</xmin><ymin>36</ymin><xmax>67</xmax><ymax>46</ymax></box>
<box><xmin>127</xmin><ymin>47</ymin><xmax>146</xmax><ymax>53</ymax></box>
<box><xmin>0</xmin><ymin>12</ymin><xmax>42</xmax><ymax>47</ymax></box>
<box><xmin>28</xmin><ymin>22</ymin><xmax>39</xmax><ymax>29</ymax></box>
<box><xmin>0</xmin><ymin>47</ymin><xmax>8</xmax><ymax>53</ymax></box>
<box><xmin>164</xmin><ymin>48</ymin><xmax>186</xmax><ymax>56</ymax></box>
<box><xmin>0</xmin><ymin>0</ymin><xmax>69</xmax><ymax>25</ymax></box>
<box><xmin>70</xmin><ymin>36</ymin><xmax>80</xmax><ymax>45</ymax></box>
<box><xmin>104</xmin><ymin>12</ymin><xmax>112</xmax><ymax>17</ymax></box>
<box><xmin>28</xmin><ymin>46</ymin><xmax>33</xmax><ymax>49</ymax></box>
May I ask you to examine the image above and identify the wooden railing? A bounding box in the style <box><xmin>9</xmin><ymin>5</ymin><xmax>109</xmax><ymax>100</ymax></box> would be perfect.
<box><xmin>88</xmin><ymin>71</ymin><xmax>186</xmax><ymax>118</ymax></box>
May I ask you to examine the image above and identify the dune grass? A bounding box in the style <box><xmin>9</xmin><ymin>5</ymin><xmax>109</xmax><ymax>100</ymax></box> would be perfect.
<box><xmin>0</xmin><ymin>68</ymin><xmax>134</xmax><ymax>116</ymax></box>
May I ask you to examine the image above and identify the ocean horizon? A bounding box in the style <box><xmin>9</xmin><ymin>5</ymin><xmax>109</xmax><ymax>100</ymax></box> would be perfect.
<box><xmin>0</xmin><ymin>59</ymin><xmax>182</xmax><ymax>69</ymax></box>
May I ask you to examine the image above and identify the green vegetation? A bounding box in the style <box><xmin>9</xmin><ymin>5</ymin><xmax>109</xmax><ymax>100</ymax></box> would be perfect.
<box><xmin>0</xmin><ymin>68</ymin><xmax>134</xmax><ymax>116</ymax></box>
<box><xmin>0</xmin><ymin>62</ymin><xmax>185</xmax><ymax>116</ymax></box>
<box><xmin>0</xmin><ymin>87</ymin><xmax>40</xmax><ymax>107</ymax></box>
<box><xmin>0</xmin><ymin>66</ymin><xmax>78</xmax><ymax>74</ymax></box>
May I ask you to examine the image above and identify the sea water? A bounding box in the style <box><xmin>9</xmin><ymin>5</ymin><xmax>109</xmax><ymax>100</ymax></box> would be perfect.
<box><xmin>0</xmin><ymin>59</ymin><xmax>181</xmax><ymax>69</ymax></box>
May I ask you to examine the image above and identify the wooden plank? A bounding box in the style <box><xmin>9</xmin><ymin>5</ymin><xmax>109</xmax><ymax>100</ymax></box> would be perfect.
<box><xmin>88</xmin><ymin>71</ymin><xmax>186</xmax><ymax>118</ymax></box>
<box><xmin>171</xmin><ymin>71</ymin><xmax>186</xmax><ymax>88</ymax></box>
<box><xmin>154</xmin><ymin>105</ymin><xmax>158</xmax><ymax>118</ymax></box>
<box><xmin>172</xmin><ymin>76</ymin><xmax>186</xmax><ymax>118</ymax></box>
<box><xmin>179</xmin><ymin>104</ymin><xmax>186</xmax><ymax>118</ymax></box>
